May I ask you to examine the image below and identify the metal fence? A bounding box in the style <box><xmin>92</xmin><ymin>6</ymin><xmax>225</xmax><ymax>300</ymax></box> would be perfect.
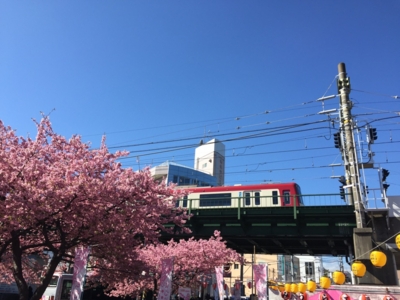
<box><xmin>178</xmin><ymin>194</ymin><xmax>351</xmax><ymax>215</ymax></box>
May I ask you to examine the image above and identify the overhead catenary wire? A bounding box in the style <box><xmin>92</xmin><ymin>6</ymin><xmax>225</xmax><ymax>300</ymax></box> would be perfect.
<box><xmin>351</xmin><ymin>88</ymin><xmax>399</xmax><ymax>100</ymax></box>
<box><xmin>83</xmin><ymin>96</ymin><xmax>330</xmax><ymax>146</ymax></box>
<box><xmin>76</xmin><ymin>81</ymin><xmax>400</xmax><ymax>199</ymax></box>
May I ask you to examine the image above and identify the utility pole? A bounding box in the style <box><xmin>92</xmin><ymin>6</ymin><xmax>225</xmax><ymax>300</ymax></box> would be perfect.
<box><xmin>338</xmin><ymin>63</ymin><xmax>397</xmax><ymax>285</ymax></box>
<box><xmin>337</xmin><ymin>62</ymin><xmax>365</xmax><ymax>228</ymax></box>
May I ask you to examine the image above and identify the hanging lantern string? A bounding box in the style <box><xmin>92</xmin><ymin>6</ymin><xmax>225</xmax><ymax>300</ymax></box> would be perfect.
<box><xmin>350</xmin><ymin>231</ymin><xmax>400</xmax><ymax>263</ymax></box>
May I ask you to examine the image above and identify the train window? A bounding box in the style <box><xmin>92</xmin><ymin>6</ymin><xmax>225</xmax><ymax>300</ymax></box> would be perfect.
<box><xmin>245</xmin><ymin>192</ymin><xmax>251</xmax><ymax>206</ymax></box>
<box><xmin>182</xmin><ymin>196</ymin><xmax>188</xmax><ymax>208</ymax></box>
<box><xmin>199</xmin><ymin>193</ymin><xmax>231</xmax><ymax>207</ymax></box>
<box><xmin>283</xmin><ymin>190</ymin><xmax>291</xmax><ymax>204</ymax></box>
<box><xmin>272</xmin><ymin>191</ymin><xmax>278</xmax><ymax>205</ymax></box>
<box><xmin>255</xmin><ymin>192</ymin><xmax>260</xmax><ymax>205</ymax></box>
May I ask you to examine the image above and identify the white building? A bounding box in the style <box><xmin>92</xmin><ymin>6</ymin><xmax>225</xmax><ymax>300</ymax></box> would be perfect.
<box><xmin>150</xmin><ymin>139</ymin><xmax>226</xmax><ymax>187</ymax></box>
<box><xmin>295</xmin><ymin>255</ymin><xmax>323</xmax><ymax>283</ymax></box>
<box><xmin>194</xmin><ymin>139</ymin><xmax>225</xmax><ymax>186</ymax></box>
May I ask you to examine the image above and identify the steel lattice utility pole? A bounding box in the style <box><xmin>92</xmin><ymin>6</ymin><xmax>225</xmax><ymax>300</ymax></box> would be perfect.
<box><xmin>337</xmin><ymin>63</ymin><xmax>365</xmax><ymax>228</ymax></box>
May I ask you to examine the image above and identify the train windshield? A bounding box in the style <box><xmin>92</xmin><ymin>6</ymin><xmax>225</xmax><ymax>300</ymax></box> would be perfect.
<box><xmin>295</xmin><ymin>184</ymin><xmax>304</xmax><ymax>205</ymax></box>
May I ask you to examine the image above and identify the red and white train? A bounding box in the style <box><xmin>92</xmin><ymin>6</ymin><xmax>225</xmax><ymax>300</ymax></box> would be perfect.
<box><xmin>176</xmin><ymin>182</ymin><xmax>303</xmax><ymax>209</ymax></box>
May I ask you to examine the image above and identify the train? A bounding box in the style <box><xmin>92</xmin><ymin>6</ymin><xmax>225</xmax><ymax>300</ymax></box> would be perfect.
<box><xmin>176</xmin><ymin>182</ymin><xmax>303</xmax><ymax>209</ymax></box>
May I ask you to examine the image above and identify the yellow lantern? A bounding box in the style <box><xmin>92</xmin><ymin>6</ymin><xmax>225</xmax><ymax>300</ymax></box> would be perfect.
<box><xmin>351</xmin><ymin>261</ymin><xmax>366</xmax><ymax>277</ymax></box>
<box><xmin>298</xmin><ymin>282</ymin><xmax>307</xmax><ymax>294</ymax></box>
<box><xmin>332</xmin><ymin>271</ymin><xmax>345</xmax><ymax>285</ymax></box>
<box><xmin>269</xmin><ymin>281</ymin><xmax>278</xmax><ymax>290</ymax></box>
<box><xmin>370</xmin><ymin>250</ymin><xmax>387</xmax><ymax>268</ymax></box>
<box><xmin>284</xmin><ymin>283</ymin><xmax>291</xmax><ymax>292</ymax></box>
<box><xmin>307</xmin><ymin>280</ymin><xmax>317</xmax><ymax>292</ymax></box>
<box><xmin>278</xmin><ymin>285</ymin><xmax>285</xmax><ymax>292</ymax></box>
<box><xmin>396</xmin><ymin>234</ymin><xmax>400</xmax><ymax>250</ymax></box>
<box><xmin>319</xmin><ymin>276</ymin><xmax>331</xmax><ymax>289</ymax></box>
<box><xmin>290</xmin><ymin>283</ymin><xmax>298</xmax><ymax>293</ymax></box>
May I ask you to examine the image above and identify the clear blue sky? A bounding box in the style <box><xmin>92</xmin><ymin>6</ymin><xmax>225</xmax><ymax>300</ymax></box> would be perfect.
<box><xmin>1</xmin><ymin>1</ymin><xmax>400</xmax><ymax>207</ymax></box>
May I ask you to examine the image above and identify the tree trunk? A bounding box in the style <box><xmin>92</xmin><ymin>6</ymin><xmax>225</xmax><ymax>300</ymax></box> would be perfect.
<box><xmin>11</xmin><ymin>232</ymin><xmax>29</xmax><ymax>300</ymax></box>
<box><xmin>11</xmin><ymin>231</ymin><xmax>65</xmax><ymax>300</ymax></box>
<box><xmin>31</xmin><ymin>253</ymin><xmax>64</xmax><ymax>300</ymax></box>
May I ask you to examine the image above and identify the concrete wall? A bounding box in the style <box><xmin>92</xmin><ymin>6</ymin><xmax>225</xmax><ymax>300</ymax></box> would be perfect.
<box><xmin>388</xmin><ymin>196</ymin><xmax>400</xmax><ymax>218</ymax></box>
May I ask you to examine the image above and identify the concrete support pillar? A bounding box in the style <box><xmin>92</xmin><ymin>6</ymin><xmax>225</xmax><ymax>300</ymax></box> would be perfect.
<box><xmin>353</xmin><ymin>228</ymin><xmax>397</xmax><ymax>285</ymax></box>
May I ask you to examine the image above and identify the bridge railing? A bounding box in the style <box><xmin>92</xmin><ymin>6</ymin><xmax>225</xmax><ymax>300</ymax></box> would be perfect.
<box><xmin>180</xmin><ymin>193</ymin><xmax>350</xmax><ymax>215</ymax></box>
<box><xmin>302</xmin><ymin>193</ymin><xmax>349</xmax><ymax>206</ymax></box>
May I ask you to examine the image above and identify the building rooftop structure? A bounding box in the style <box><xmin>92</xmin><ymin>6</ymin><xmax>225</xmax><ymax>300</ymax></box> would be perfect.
<box><xmin>150</xmin><ymin>160</ymin><xmax>217</xmax><ymax>187</ymax></box>
<box><xmin>195</xmin><ymin>138</ymin><xmax>225</xmax><ymax>186</ymax></box>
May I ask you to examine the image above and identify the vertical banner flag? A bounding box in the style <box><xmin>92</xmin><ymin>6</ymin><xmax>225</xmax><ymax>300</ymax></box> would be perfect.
<box><xmin>158</xmin><ymin>257</ymin><xmax>175</xmax><ymax>300</ymax></box>
<box><xmin>234</xmin><ymin>280</ymin><xmax>241</xmax><ymax>300</ymax></box>
<box><xmin>178</xmin><ymin>287</ymin><xmax>191</xmax><ymax>300</ymax></box>
<box><xmin>215</xmin><ymin>266</ymin><xmax>224</xmax><ymax>300</ymax></box>
<box><xmin>70</xmin><ymin>247</ymin><xmax>90</xmax><ymax>300</ymax></box>
<box><xmin>253</xmin><ymin>264</ymin><xmax>268</xmax><ymax>300</ymax></box>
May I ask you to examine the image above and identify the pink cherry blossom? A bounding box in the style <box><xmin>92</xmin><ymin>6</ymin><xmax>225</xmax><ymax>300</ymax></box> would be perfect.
<box><xmin>0</xmin><ymin>118</ymin><xmax>243</xmax><ymax>300</ymax></box>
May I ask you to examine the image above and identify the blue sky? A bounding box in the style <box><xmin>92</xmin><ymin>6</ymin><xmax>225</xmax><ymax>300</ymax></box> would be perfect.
<box><xmin>1</xmin><ymin>1</ymin><xmax>399</xmax><ymax>209</ymax></box>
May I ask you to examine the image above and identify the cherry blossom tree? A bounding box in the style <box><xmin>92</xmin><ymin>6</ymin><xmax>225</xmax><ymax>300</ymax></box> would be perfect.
<box><xmin>0</xmin><ymin>118</ymin><xmax>189</xmax><ymax>300</ymax></box>
<box><xmin>95</xmin><ymin>231</ymin><xmax>244</xmax><ymax>298</ymax></box>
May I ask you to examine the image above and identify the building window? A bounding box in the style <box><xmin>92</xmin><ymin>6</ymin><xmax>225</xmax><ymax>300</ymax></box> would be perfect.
<box><xmin>234</xmin><ymin>264</ymin><xmax>239</xmax><ymax>269</ymax></box>
<box><xmin>179</xmin><ymin>176</ymin><xmax>190</xmax><ymax>185</ymax></box>
<box><xmin>305</xmin><ymin>262</ymin><xmax>314</xmax><ymax>276</ymax></box>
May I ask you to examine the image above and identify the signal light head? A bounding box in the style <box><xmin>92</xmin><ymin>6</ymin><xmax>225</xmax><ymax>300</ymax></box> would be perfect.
<box><xmin>339</xmin><ymin>185</ymin><xmax>346</xmax><ymax>200</ymax></box>
<box><xmin>368</xmin><ymin>128</ymin><xmax>378</xmax><ymax>143</ymax></box>
<box><xmin>334</xmin><ymin>132</ymin><xmax>342</xmax><ymax>149</ymax></box>
<box><xmin>382</xmin><ymin>169</ymin><xmax>390</xmax><ymax>182</ymax></box>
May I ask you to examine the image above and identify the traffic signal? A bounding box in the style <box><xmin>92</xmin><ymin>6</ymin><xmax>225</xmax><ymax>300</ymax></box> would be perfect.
<box><xmin>368</xmin><ymin>128</ymin><xmax>377</xmax><ymax>143</ymax></box>
<box><xmin>338</xmin><ymin>176</ymin><xmax>346</xmax><ymax>185</ymax></box>
<box><xmin>382</xmin><ymin>169</ymin><xmax>390</xmax><ymax>182</ymax></box>
<box><xmin>334</xmin><ymin>132</ymin><xmax>342</xmax><ymax>149</ymax></box>
<box><xmin>383</xmin><ymin>183</ymin><xmax>390</xmax><ymax>192</ymax></box>
<box><xmin>339</xmin><ymin>186</ymin><xmax>345</xmax><ymax>200</ymax></box>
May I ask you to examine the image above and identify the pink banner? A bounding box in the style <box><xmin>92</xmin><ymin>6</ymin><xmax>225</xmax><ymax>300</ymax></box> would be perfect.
<box><xmin>215</xmin><ymin>266</ymin><xmax>224</xmax><ymax>300</ymax></box>
<box><xmin>234</xmin><ymin>280</ymin><xmax>241</xmax><ymax>300</ymax></box>
<box><xmin>253</xmin><ymin>264</ymin><xmax>267</xmax><ymax>300</ymax></box>
<box><xmin>158</xmin><ymin>257</ymin><xmax>174</xmax><ymax>300</ymax></box>
<box><xmin>70</xmin><ymin>247</ymin><xmax>90</xmax><ymax>300</ymax></box>
<box><xmin>178</xmin><ymin>287</ymin><xmax>191</xmax><ymax>300</ymax></box>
